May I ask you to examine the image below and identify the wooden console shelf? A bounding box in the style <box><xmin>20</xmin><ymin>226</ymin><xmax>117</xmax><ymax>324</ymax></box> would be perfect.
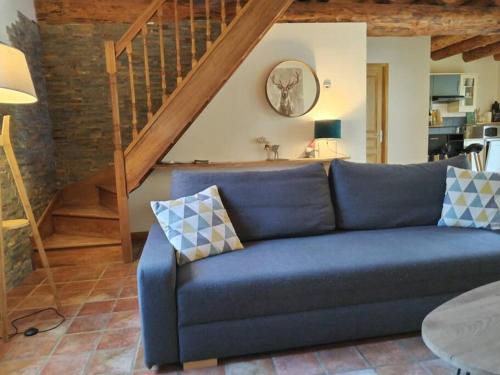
<box><xmin>155</xmin><ymin>156</ymin><xmax>349</xmax><ymax>170</ymax></box>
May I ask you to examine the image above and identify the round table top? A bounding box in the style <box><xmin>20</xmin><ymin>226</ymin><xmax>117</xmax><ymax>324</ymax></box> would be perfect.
<box><xmin>422</xmin><ymin>281</ymin><xmax>500</xmax><ymax>375</ymax></box>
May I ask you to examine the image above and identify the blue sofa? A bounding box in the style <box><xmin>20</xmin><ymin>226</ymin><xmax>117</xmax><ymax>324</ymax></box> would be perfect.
<box><xmin>138</xmin><ymin>156</ymin><xmax>500</xmax><ymax>367</ymax></box>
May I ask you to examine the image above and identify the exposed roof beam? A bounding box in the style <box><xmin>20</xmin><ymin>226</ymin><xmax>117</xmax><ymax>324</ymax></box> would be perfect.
<box><xmin>437</xmin><ymin>0</ymin><xmax>466</xmax><ymax>4</ymax></box>
<box><xmin>495</xmin><ymin>53</ymin><xmax>500</xmax><ymax>61</ymax></box>
<box><xmin>431</xmin><ymin>36</ymin><xmax>475</xmax><ymax>52</ymax></box>
<box><xmin>281</xmin><ymin>3</ymin><xmax>500</xmax><ymax>36</ymax></box>
<box><xmin>462</xmin><ymin>41</ymin><xmax>500</xmax><ymax>61</ymax></box>
<box><xmin>432</xmin><ymin>35</ymin><xmax>500</xmax><ymax>60</ymax></box>
<box><xmin>35</xmin><ymin>0</ymin><xmax>239</xmax><ymax>24</ymax></box>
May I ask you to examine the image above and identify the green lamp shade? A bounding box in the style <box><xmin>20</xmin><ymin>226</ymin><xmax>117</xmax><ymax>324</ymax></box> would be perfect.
<box><xmin>314</xmin><ymin>120</ymin><xmax>341</xmax><ymax>139</ymax></box>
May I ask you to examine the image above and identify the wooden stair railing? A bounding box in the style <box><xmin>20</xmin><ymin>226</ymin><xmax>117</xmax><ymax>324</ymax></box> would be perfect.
<box><xmin>101</xmin><ymin>0</ymin><xmax>292</xmax><ymax>264</ymax></box>
<box><xmin>105</xmin><ymin>0</ymin><xmax>294</xmax><ymax>192</ymax></box>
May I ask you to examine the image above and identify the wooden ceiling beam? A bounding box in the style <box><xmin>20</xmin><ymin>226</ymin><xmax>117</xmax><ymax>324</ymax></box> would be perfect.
<box><xmin>431</xmin><ymin>35</ymin><xmax>474</xmax><ymax>52</ymax></box>
<box><xmin>431</xmin><ymin>35</ymin><xmax>500</xmax><ymax>60</ymax></box>
<box><xmin>462</xmin><ymin>41</ymin><xmax>500</xmax><ymax>62</ymax></box>
<box><xmin>437</xmin><ymin>0</ymin><xmax>466</xmax><ymax>4</ymax></box>
<box><xmin>35</xmin><ymin>0</ymin><xmax>239</xmax><ymax>24</ymax></box>
<box><xmin>280</xmin><ymin>3</ymin><xmax>500</xmax><ymax>36</ymax></box>
<box><xmin>495</xmin><ymin>53</ymin><xmax>500</xmax><ymax>61</ymax></box>
<box><xmin>35</xmin><ymin>0</ymin><xmax>500</xmax><ymax>37</ymax></box>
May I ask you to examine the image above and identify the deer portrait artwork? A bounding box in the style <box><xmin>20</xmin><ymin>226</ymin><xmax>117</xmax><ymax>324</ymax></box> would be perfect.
<box><xmin>266</xmin><ymin>67</ymin><xmax>304</xmax><ymax>117</ymax></box>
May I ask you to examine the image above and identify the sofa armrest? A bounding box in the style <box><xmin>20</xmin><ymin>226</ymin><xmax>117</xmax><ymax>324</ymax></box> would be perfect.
<box><xmin>137</xmin><ymin>224</ymin><xmax>179</xmax><ymax>367</ymax></box>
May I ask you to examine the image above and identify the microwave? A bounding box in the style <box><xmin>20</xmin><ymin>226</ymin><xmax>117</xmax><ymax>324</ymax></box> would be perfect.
<box><xmin>464</xmin><ymin>125</ymin><xmax>500</xmax><ymax>139</ymax></box>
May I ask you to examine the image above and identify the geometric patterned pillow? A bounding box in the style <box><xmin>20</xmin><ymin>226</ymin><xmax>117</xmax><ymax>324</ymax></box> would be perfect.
<box><xmin>151</xmin><ymin>185</ymin><xmax>243</xmax><ymax>265</ymax></box>
<box><xmin>438</xmin><ymin>167</ymin><xmax>499</xmax><ymax>230</ymax></box>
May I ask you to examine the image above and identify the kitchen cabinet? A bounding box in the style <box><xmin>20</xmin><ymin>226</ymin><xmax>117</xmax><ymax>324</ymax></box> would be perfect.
<box><xmin>448</xmin><ymin>74</ymin><xmax>478</xmax><ymax>113</ymax></box>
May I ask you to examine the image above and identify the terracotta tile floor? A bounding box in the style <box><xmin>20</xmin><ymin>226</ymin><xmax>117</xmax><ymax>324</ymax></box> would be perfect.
<box><xmin>1</xmin><ymin>262</ymin><xmax>459</xmax><ymax>375</ymax></box>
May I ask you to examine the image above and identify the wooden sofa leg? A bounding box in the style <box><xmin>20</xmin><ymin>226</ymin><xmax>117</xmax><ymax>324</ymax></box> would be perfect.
<box><xmin>183</xmin><ymin>358</ymin><xmax>218</xmax><ymax>370</ymax></box>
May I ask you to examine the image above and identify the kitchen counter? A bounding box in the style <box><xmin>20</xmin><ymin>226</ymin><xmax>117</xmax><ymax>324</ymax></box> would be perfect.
<box><xmin>429</xmin><ymin>126</ymin><xmax>464</xmax><ymax>135</ymax></box>
<box><xmin>429</xmin><ymin>122</ymin><xmax>500</xmax><ymax>135</ymax></box>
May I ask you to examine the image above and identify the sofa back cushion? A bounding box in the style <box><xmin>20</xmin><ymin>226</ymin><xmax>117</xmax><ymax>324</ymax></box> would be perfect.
<box><xmin>329</xmin><ymin>155</ymin><xmax>470</xmax><ymax>230</ymax></box>
<box><xmin>170</xmin><ymin>163</ymin><xmax>335</xmax><ymax>242</ymax></box>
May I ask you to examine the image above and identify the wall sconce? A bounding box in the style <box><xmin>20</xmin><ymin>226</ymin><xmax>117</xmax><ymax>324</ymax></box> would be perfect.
<box><xmin>323</xmin><ymin>79</ymin><xmax>332</xmax><ymax>89</ymax></box>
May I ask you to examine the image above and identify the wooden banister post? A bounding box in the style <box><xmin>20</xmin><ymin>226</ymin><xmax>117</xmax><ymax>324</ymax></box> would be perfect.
<box><xmin>221</xmin><ymin>0</ymin><xmax>227</xmax><ymax>32</ymax></box>
<box><xmin>104</xmin><ymin>40</ymin><xmax>133</xmax><ymax>263</ymax></box>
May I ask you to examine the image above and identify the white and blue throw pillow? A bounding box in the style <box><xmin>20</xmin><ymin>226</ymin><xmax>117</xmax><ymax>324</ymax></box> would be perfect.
<box><xmin>438</xmin><ymin>166</ymin><xmax>499</xmax><ymax>230</ymax></box>
<box><xmin>151</xmin><ymin>185</ymin><xmax>243</xmax><ymax>265</ymax></box>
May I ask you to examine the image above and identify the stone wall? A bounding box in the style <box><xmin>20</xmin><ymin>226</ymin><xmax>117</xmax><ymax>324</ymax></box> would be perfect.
<box><xmin>39</xmin><ymin>20</ymin><xmax>220</xmax><ymax>186</ymax></box>
<box><xmin>0</xmin><ymin>13</ymin><xmax>58</xmax><ymax>288</ymax></box>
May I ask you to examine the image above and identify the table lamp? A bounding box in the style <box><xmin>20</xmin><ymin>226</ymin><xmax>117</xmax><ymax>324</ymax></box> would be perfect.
<box><xmin>314</xmin><ymin>119</ymin><xmax>341</xmax><ymax>158</ymax></box>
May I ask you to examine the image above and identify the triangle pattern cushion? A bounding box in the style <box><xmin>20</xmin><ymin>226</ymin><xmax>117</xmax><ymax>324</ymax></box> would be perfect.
<box><xmin>438</xmin><ymin>166</ymin><xmax>500</xmax><ymax>230</ymax></box>
<box><xmin>151</xmin><ymin>185</ymin><xmax>244</xmax><ymax>265</ymax></box>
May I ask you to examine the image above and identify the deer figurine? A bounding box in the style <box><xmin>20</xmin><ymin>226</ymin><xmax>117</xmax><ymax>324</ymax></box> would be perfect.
<box><xmin>270</xmin><ymin>71</ymin><xmax>300</xmax><ymax>116</ymax></box>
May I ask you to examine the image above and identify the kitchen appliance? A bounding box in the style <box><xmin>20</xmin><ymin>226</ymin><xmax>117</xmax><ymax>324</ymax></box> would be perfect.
<box><xmin>464</xmin><ymin>124</ymin><xmax>500</xmax><ymax>172</ymax></box>
<box><xmin>492</xmin><ymin>101</ymin><xmax>500</xmax><ymax>122</ymax></box>
<box><xmin>465</xmin><ymin>124</ymin><xmax>499</xmax><ymax>139</ymax></box>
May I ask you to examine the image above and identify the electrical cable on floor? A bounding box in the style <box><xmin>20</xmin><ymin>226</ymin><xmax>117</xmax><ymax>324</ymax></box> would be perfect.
<box><xmin>0</xmin><ymin>307</ymin><xmax>65</xmax><ymax>339</ymax></box>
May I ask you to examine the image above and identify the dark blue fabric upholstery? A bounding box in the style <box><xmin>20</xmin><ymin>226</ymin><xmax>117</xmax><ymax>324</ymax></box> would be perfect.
<box><xmin>170</xmin><ymin>163</ymin><xmax>335</xmax><ymax>241</ymax></box>
<box><xmin>178</xmin><ymin>293</ymin><xmax>456</xmax><ymax>362</ymax></box>
<box><xmin>177</xmin><ymin>226</ymin><xmax>500</xmax><ymax>326</ymax></box>
<box><xmin>329</xmin><ymin>156</ymin><xmax>470</xmax><ymax>229</ymax></box>
<box><xmin>137</xmin><ymin>225</ymin><xmax>178</xmax><ymax>368</ymax></box>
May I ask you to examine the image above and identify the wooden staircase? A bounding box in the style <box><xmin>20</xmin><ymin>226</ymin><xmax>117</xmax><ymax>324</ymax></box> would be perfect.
<box><xmin>33</xmin><ymin>168</ymin><xmax>124</xmax><ymax>267</ymax></box>
<box><xmin>34</xmin><ymin>0</ymin><xmax>293</xmax><ymax>266</ymax></box>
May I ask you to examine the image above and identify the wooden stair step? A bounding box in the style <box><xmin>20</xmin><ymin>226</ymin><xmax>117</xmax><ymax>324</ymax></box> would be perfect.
<box><xmin>52</xmin><ymin>205</ymin><xmax>119</xmax><ymax>219</ymax></box>
<box><xmin>37</xmin><ymin>233</ymin><xmax>121</xmax><ymax>250</ymax></box>
<box><xmin>97</xmin><ymin>183</ymin><xmax>116</xmax><ymax>194</ymax></box>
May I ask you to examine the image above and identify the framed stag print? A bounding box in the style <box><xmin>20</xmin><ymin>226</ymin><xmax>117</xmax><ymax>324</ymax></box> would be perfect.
<box><xmin>265</xmin><ymin>60</ymin><xmax>320</xmax><ymax>117</ymax></box>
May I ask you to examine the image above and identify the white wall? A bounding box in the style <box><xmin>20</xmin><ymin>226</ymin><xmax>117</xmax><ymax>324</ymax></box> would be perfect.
<box><xmin>431</xmin><ymin>55</ymin><xmax>500</xmax><ymax>115</ymax></box>
<box><xmin>367</xmin><ymin>37</ymin><xmax>430</xmax><ymax>165</ymax></box>
<box><xmin>498</xmin><ymin>63</ymin><xmax>500</xmax><ymax>99</ymax></box>
<box><xmin>130</xmin><ymin>23</ymin><xmax>367</xmax><ymax>232</ymax></box>
<box><xmin>0</xmin><ymin>0</ymin><xmax>36</xmax><ymax>43</ymax></box>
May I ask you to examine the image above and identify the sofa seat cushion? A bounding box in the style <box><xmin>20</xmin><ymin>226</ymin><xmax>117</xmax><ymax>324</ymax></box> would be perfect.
<box><xmin>176</xmin><ymin>226</ymin><xmax>500</xmax><ymax>326</ymax></box>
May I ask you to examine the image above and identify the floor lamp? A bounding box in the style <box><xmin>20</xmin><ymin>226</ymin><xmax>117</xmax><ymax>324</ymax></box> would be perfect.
<box><xmin>0</xmin><ymin>43</ymin><xmax>60</xmax><ymax>343</ymax></box>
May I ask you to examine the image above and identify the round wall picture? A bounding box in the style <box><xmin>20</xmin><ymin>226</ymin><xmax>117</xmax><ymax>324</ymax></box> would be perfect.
<box><xmin>265</xmin><ymin>60</ymin><xmax>320</xmax><ymax>117</ymax></box>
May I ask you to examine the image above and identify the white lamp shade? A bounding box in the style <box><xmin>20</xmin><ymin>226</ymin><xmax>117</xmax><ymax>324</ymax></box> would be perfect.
<box><xmin>0</xmin><ymin>44</ymin><xmax>37</xmax><ymax>104</ymax></box>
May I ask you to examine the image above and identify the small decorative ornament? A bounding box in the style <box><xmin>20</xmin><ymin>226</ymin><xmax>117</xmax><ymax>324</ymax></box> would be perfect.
<box><xmin>256</xmin><ymin>136</ymin><xmax>280</xmax><ymax>160</ymax></box>
<box><xmin>266</xmin><ymin>60</ymin><xmax>320</xmax><ymax>117</ymax></box>
<box><xmin>265</xmin><ymin>144</ymin><xmax>280</xmax><ymax>160</ymax></box>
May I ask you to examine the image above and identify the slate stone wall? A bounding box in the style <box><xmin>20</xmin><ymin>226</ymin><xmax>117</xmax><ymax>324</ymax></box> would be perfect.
<box><xmin>39</xmin><ymin>20</ymin><xmax>221</xmax><ymax>186</ymax></box>
<box><xmin>0</xmin><ymin>13</ymin><xmax>58</xmax><ymax>288</ymax></box>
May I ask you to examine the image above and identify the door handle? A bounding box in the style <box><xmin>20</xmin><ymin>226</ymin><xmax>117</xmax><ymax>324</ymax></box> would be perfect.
<box><xmin>379</xmin><ymin>130</ymin><xmax>383</xmax><ymax>143</ymax></box>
